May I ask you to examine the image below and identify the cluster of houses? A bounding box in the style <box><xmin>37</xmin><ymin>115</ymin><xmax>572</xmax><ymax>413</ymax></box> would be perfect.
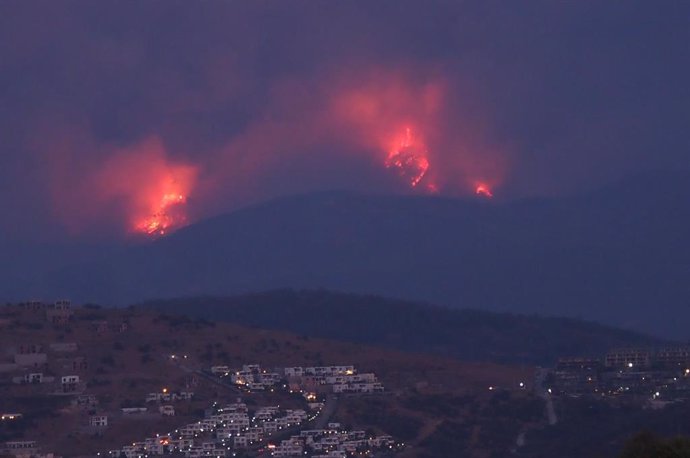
<box><xmin>0</xmin><ymin>416</ymin><xmax>55</xmax><ymax>457</ymax></box>
<box><xmin>1</xmin><ymin>301</ymin><xmax>128</xmax><ymax>394</ymax></box>
<box><xmin>105</xmin><ymin>364</ymin><xmax>391</xmax><ymax>457</ymax></box>
<box><xmin>284</xmin><ymin>365</ymin><xmax>384</xmax><ymax>395</ymax></box>
<box><xmin>106</xmin><ymin>400</ymin><xmax>311</xmax><ymax>457</ymax></box>
<box><xmin>145</xmin><ymin>389</ymin><xmax>195</xmax><ymax>403</ymax></box>
<box><xmin>549</xmin><ymin>346</ymin><xmax>690</xmax><ymax>403</ymax></box>
<box><xmin>211</xmin><ymin>364</ymin><xmax>282</xmax><ymax>391</ymax></box>
<box><xmin>106</xmin><ymin>398</ymin><xmax>401</xmax><ymax>458</ymax></box>
<box><xmin>269</xmin><ymin>425</ymin><xmax>398</xmax><ymax>457</ymax></box>
<box><xmin>0</xmin><ymin>440</ymin><xmax>60</xmax><ymax>458</ymax></box>
<box><xmin>1</xmin><ymin>302</ymin><xmax>398</xmax><ymax>458</ymax></box>
<box><xmin>210</xmin><ymin>364</ymin><xmax>385</xmax><ymax>395</ymax></box>
<box><xmin>84</xmin><ymin>388</ymin><xmax>197</xmax><ymax>430</ymax></box>
<box><xmin>0</xmin><ymin>301</ymin><xmax>134</xmax><ymax>457</ymax></box>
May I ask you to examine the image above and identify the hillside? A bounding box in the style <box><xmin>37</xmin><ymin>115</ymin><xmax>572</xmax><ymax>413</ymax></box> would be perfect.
<box><xmin>1</xmin><ymin>303</ymin><xmax>687</xmax><ymax>458</ymax></box>
<box><xmin>0</xmin><ymin>303</ymin><xmax>536</xmax><ymax>458</ymax></box>
<box><xmin>140</xmin><ymin>290</ymin><xmax>665</xmax><ymax>366</ymax></box>
<box><xmin>5</xmin><ymin>170</ymin><xmax>690</xmax><ymax>338</ymax></box>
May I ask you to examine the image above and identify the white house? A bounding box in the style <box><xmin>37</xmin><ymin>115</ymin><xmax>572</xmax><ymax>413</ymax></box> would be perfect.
<box><xmin>284</xmin><ymin>367</ymin><xmax>305</xmax><ymax>377</ymax></box>
<box><xmin>61</xmin><ymin>374</ymin><xmax>80</xmax><ymax>393</ymax></box>
<box><xmin>89</xmin><ymin>415</ymin><xmax>108</xmax><ymax>427</ymax></box>
<box><xmin>159</xmin><ymin>405</ymin><xmax>175</xmax><ymax>416</ymax></box>
<box><xmin>210</xmin><ymin>365</ymin><xmax>229</xmax><ymax>375</ymax></box>
<box><xmin>233</xmin><ymin>436</ymin><xmax>248</xmax><ymax>448</ymax></box>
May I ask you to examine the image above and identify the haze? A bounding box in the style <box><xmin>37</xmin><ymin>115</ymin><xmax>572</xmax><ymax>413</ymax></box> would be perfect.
<box><xmin>1</xmin><ymin>1</ymin><xmax>687</xmax><ymax>241</ymax></box>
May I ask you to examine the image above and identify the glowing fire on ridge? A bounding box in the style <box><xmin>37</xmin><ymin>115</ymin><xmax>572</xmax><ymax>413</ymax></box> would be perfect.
<box><xmin>135</xmin><ymin>192</ymin><xmax>188</xmax><ymax>236</ymax></box>
<box><xmin>385</xmin><ymin>127</ymin><xmax>431</xmax><ymax>189</ymax></box>
<box><xmin>87</xmin><ymin>138</ymin><xmax>198</xmax><ymax>238</ymax></box>
<box><xmin>475</xmin><ymin>183</ymin><xmax>494</xmax><ymax>198</ymax></box>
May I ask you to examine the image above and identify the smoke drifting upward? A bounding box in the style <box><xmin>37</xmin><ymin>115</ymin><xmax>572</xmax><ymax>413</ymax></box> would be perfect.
<box><xmin>48</xmin><ymin>137</ymin><xmax>198</xmax><ymax>237</ymax></box>
<box><xmin>5</xmin><ymin>2</ymin><xmax>681</xmax><ymax>240</ymax></box>
<box><xmin>168</xmin><ymin>68</ymin><xmax>508</xmax><ymax>237</ymax></box>
<box><xmin>94</xmin><ymin>139</ymin><xmax>198</xmax><ymax>237</ymax></box>
<box><xmin>42</xmin><ymin>69</ymin><xmax>508</xmax><ymax>238</ymax></box>
<box><xmin>329</xmin><ymin>71</ymin><xmax>508</xmax><ymax>197</ymax></box>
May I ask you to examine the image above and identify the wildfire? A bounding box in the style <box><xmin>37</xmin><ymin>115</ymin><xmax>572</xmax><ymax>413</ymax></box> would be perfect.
<box><xmin>385</xmin><ymin>127</ymin><xmax>431</xmax><ymax>189</ymax></box>
<box><xmin>135</xmin><ymin>192</ymin><xmax>188</xmax><ymax>236</ymax></box>
<box><xmin>475</xmin><ymin>183</ymin><xmax>494</xmax><ymax>198</ymax></box>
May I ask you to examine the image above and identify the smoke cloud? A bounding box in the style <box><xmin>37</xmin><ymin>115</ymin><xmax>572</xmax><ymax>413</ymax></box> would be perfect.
<box><xmin>0</xmin><ymin>1</ymin><xmax>687</xmax><ymax>239</ymax></box>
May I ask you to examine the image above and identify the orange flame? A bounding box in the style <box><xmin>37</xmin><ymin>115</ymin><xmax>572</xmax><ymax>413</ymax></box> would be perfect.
<box><xmin>91</xmin><ymin>137</ymin><xmax>197</xmax><ymax>237</ymax></box>
<box><xmin>385</xmin><ymin>127</ymin><xmax>432</xmax><ymax>189</ymax></box>
<box><xmin>475</xmin><ymin>183</ymin><xmax>493</xmax><ymax>198</ymax></box>
<box><xmin>135</xmin><ymin>193</ymin><xmax>188</xmax><ymax>235</ymax></box>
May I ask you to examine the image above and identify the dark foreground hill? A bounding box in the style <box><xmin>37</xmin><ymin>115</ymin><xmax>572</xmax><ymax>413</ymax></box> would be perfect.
<box><xmin>141</xmin><ymin>290</ymin><xmax>666</xmax><ymax>365</ymax></box>
<box><xmin>3</xmin><ymin>302</ymin><xmax>680</xmax><ymax>458</ymax></box>
<box><xmin>7</xmin><ymin>170</ymin><xmax>690</xmax><ymax>338</ymax></box>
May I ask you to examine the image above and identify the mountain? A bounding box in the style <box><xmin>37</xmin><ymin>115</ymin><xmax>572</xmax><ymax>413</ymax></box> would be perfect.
<box><xmin>140</xmin><ymin>290</ymin><xmax>665</xmax><ymax>366</ymax></box>
<box><xmin>5</xmin><ymin>170</ymin><xmax>690</xmax><ymax>338</ymax></box>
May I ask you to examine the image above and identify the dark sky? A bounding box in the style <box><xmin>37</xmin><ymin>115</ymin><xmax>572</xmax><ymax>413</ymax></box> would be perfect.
<box><xmin>1</xmin><ymin>1</ymin><xmax>688</xmax><ymax>240</ymax></box>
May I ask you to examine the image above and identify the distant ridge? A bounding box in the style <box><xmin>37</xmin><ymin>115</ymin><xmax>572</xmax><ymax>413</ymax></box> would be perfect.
<box><xmin>140</xmin><ymin>289</ymin><xmax>667</xmax><ymax>365</ymax></box>
<box><xmin>6</xmin><ymin>170</ymin><xmax>690</xmax><ymax>339</ymax></box>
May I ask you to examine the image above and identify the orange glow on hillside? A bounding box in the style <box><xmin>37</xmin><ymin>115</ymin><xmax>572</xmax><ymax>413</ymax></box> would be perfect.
<box><xmin>475</xmin><ymin>183</ymin><xmax>494</xmax><ymax>198</ymax></box>
<box><xmin>93</xmin><ymin>137</ymin><xmax>198</xmax><ymax>237</ymax></box>
<box><xmin>385</xmin><ymin>127</ymin><xmax>432</xmax><ymax>188</ymax></box>
<box><xmin>135</xmin><ymin>192</ymin><xmax>188</xmax><ymax>236</ymax></box>
<box><xmin>46</xmin><ymin>71</ymin><xmax>510</xmax><ymax>238</ymax></box>
<box><xmin>330</xmin><ymin>74</ymin><xmax>442</xmax><ymax>193</ymax></box>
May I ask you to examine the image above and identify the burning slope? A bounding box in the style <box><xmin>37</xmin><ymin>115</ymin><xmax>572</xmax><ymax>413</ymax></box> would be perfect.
<box><xmin>45</xmin><ymin>70</ymin><xmax>507</xmax><ymax>238</ymax></box>
<box><xmin>135</xmin><ymin>192</ymin><xmax>188</xmax><ymax>236</ymax></box>
<box><xmin>475</xmin><ymin>183</ymin><xmax>494</xmax><ymax>198</ymax></box>
<box><xmin>385</xmin><ymin>127</ymin><xmax>431</xmax><ymax>189</ymax></box>
<box><xmin>330</xmin><ymin>76</ymin><xmax>442</xmax><ymax>192</ymax></box>
<box><xmin>94</xmin><ymin>138</ymin><xmax>198</xmax><ymax>237</ymax></box>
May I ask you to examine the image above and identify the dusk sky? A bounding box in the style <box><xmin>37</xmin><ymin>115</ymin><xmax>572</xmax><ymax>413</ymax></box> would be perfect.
<box><xmin>1</xmin><ymin>1</ymin><xmax>688</xmax><ymax>240</ymax></box>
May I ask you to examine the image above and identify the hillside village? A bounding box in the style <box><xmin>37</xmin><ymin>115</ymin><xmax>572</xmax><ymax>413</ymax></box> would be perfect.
<box><xmin>106</xmin><ymin>363</ymin><xmax>397</xmax><ymax>457</ymax></box>
<box><xmin>3</xmin><ymin>300</ymin><xmax>687</xmax><ymax>458</ymax></box>
<box><xmin>0</xmin><ymin>301</ymin><xmax>534</xmax><ymax>458</ymax></box>
<box><xmin>549</xmin><ymin>347</ymin><xmax>690</xmax><ymax>403</ymax></box>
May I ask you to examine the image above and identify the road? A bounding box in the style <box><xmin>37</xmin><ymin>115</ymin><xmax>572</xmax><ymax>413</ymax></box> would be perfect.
<box><xmin>312</xmin><ymin>394</ymin><xmax>338</xmax><ymax>430</ymax></box>
<box><xmin>254</xmin><ymin>395</ymin><xmax>339</xmax><ymax>457</ymax></box>
<box><xmin>193</xmin><ymin>369</ymin><xmax>242</xmax><ymax>395</ymax></box>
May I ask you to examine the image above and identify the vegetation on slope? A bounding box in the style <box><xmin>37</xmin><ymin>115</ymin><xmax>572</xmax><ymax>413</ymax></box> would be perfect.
<box><xmin>141</xmin><ymin>289</ymin><xmax>664</xmax><ymax>365</ymax></box>
<box><xmin>619</xmin><ymin>431</ymin><xmax>690</xmax><ymax>458</ymax></box>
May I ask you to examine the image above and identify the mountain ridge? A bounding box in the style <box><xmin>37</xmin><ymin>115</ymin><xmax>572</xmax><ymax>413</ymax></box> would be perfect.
<box><xmin>4</xmin><ymin>169</ymin><xmax>690</xmax><ymax>338</ymax></box>
<box><xmin>140</xmin><ymin>289</ymin><xmax>668</xmax><ymax>366</ymax></box>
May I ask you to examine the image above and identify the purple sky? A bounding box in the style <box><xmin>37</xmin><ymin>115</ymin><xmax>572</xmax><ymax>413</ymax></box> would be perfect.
<box><xmin>1</xmin><ymin>1</ymin><xmax>688</xmax><ymax>240</ymax></box>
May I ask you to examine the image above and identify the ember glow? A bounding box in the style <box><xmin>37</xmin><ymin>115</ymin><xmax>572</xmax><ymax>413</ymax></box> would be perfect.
<box><xmin>46</xmin><ymin>73</ymin><xmax>506</xmax><ymax>238</ymax></box>
<box><xmin>385</xmin><ymin>127</ymin><xmax>432</xmax><ymax>189</ymax></box>
<box><xmin>135</xmin><ymin>192</ymin><xmax>188</xmax><ymax>236</ymax></box>
<box><xmin>91</xmin><ymin>138</ymin><xmax>198</xmax><ymax>237</ymax></box>
<box><xmin>475</xmin><ymin>183</ymin><xmax>494</xmax><ymax>198</ymax></box>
